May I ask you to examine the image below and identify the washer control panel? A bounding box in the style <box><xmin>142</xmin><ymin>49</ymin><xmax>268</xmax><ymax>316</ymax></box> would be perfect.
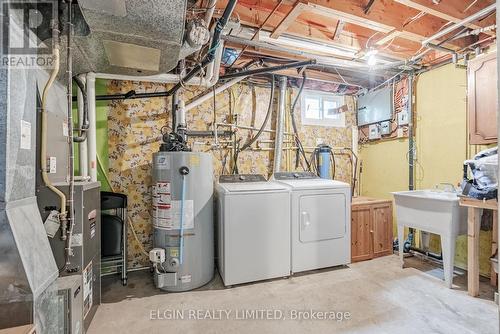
<box><xmin>219</xmin><ymin>174</ymin><xmax>267</xmax><ymax>183</ymax></box>
<box><xmin>273</xmin><ymin>172</ymin><xmax>318</xmax><ymax>180</ymax></box>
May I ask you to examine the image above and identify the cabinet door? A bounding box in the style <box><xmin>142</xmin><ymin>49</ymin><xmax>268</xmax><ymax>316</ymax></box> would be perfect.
<box><xmin>372</xmin><ymin>203</ymin><xmax>393</xmax><ymax>258</ymax></box>
<box><xmin>468</xmin><ymin>51</ymin><xmax>498</xmax><ymax>144</ymax></box>
<box><xmin>351</xmin><ymin>205</ymin><xmax>372</xmax><ymax>262</ymax></box>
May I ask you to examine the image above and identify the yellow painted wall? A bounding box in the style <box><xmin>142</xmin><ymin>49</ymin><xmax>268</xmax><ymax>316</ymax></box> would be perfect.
<box><xmin>414</xmin><ymin>65</ymin><xmax>468</xmax><ymax>188</ymax></box>
<box><xmin>359</xmin><ymin>63</ymin><xmax>494</xmax><ymax>276</ymax></box>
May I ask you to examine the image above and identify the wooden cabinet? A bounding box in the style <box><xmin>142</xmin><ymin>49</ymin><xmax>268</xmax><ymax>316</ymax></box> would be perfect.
<box><xmin>468</xmin><ymin>51</ymin><xmax>498</xmax><ymax>144</ymax></box>
<box><xmin>351</xmin><ymin>197</ymin><xmax>393</xmax><ymax>263</ymax></box>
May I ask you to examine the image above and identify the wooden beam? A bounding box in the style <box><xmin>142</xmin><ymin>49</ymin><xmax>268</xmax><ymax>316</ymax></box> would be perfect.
<box><xmin>375</xmin><ymin>30</ymin><xmax>402</xmax><ymax>46</ymax></box>
<box><xmin>363</xmin><ymin>0</ymin><xmax>378</xmax><ymax>15</ymax></box>
<box><xmin>215</xmin><ymin>0</ymin><xmax>469</xmax><ymax>63</ymax></box>
<box><xmin>333</xmin><ymin>20</ymin><xmax>345</xmax><ymax>41</ymax></box>
<box><xmin>308</xmin><ymin>3</ymin><xmax>394</xmax><ymax>33</ymax></box>
<box><xmin>304</xmin><ymin>0</ymin><xmax>469</xmax><ymax>44</ymax></box>
<box><xmin>270</xmin><ymin>1</ymin><xmax>308</xmax><ymax>39</ymax></box>
<box><xmin>394</xmin><ymin>0</ymin><xmax>496</xmax><ymax>35</ymax></box>
<box><xmin>467</xmin><ymin>207</ymin><xmax>482</xmax><ymax>297</ymax></box>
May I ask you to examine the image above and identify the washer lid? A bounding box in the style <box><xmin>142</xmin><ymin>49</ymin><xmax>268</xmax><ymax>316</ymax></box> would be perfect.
<box><xmin>276</xmin><ymin>178</ymin><xmax>350</xmax><ymax>190</ymax></box>
<box><xmin>218</xmin><ymin>181</ymin><xmax>288</xmax><ymax>193</ymax></box>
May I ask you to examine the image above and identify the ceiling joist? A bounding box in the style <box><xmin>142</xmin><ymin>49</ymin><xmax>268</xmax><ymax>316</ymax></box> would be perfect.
<box><xmin>394</xmin><ymin>0</ymin><xmax>496</xmax><ymax>35</ymax></box>
<box><xmin>270</xmin><ymin>1</ymin><xmax>308</xmax><ymax>38</ymax></box>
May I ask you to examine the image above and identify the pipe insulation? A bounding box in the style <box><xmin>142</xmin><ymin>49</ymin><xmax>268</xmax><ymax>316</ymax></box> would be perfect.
<box><xmin>273</xmin><ymin>76</ymin><xmax>287</xmax><ymax>173</ymax></box>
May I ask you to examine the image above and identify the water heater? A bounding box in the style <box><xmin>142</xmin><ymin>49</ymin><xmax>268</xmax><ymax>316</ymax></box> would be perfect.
<box><xmin>151</xmin><ymin>151</ymin><xmax>214</xmax><ymax>291</ymax></box>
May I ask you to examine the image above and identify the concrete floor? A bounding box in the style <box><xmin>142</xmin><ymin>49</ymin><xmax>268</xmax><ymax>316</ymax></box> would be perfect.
<box><xmin>89</xmin><ymin>255</ymin><xmax>499</xmax><ymax>334</ymax></box>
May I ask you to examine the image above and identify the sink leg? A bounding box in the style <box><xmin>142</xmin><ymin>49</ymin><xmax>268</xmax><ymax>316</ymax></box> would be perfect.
<box><xmin>398</xmin><ymin>225</ymin><xmax>405</xmax><ymax>268</ymax></box>
<box><xmin>441</xmin><ymin>234</ymin><xmax>455</xmax><ymax>289</ymax></box>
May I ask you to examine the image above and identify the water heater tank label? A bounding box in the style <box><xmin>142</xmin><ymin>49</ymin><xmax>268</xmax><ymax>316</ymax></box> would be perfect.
<box><xmin>155</xmin><ymin>155</ymin><xmax>170</xmax><ymax>169</ymax></box>
<box><xmin>153</xmin><ymin>200</ymin><xmax>194</xmax><ymax>230</ymax></box>
<box><xmin>153</xmin><ymin>194</ymin><xmax>171</xmax><ymax>206</ymax></box>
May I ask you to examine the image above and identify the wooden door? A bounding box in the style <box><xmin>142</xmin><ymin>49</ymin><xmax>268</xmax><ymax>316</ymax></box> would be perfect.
<box><xmin>372</xmin><ymin>203</ymin><xmax>393</xmax><ymax>258</ymax></box>
<box><xmin>468</xmin><ymin>51</ymin><xmax>498</xmax><ymax>144</ymax></box>
<box><xmin>351</xmin><ymin>205</ymin><xmax>372</xmax><ymax>262</ymax></box>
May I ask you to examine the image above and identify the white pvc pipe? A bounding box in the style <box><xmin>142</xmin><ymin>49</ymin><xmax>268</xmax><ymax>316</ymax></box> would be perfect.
<box><xmin>273</xmin><ymin>76</ymin><xmax>287</xmax><ymax>173</ymax></box>
<box><xmin>206</xmin><ymin>40</ymin><xmax>225</xmax><ymax>86</ymax></box>
<box><xmin>204</xmin><ymin>0</ymin><xmax>217</xmax><ymax>26</ymax></box>
<box><xmin>95</xmin><ymin>72</ymin><xmax>209</xmax><ymax>85</ymax></box>
<box><xmin>185</xmin><ymin>75</ymin><xmax>247</xmax><ymax>111</ymax></box>
<box><xmin>77</xmin><ymin>74</ymin><xmax>88</xmax><ymax>178</ymax></box>
<box><xmin>86</xmin><ymin>72</ymin><xmax>98</xmax><ymax>182</ymax></box>
<box><xmin>421</xmin><ymin>3</ymin><xmax>496</xmax><ymax>45</ymax></box>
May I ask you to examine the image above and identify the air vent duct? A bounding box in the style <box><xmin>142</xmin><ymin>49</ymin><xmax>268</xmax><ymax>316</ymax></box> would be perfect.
<box><xmin>73</xmin><ymin>0</ymin><xmax>187</xmax><ymax>76</ymax></box>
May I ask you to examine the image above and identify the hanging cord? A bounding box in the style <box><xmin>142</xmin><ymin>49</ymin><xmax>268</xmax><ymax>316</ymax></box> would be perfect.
<box><xmin>239</xmin><ymin>75</ymin><xmax>275</xmax><ymax>151</ymax></box>
<box><xmin>290</xmin><ymin>71</ymin><xmax>310</xmax><ymax>170</ymax></box>
<box><xmin>231</xmin><ymin>140</ymin><xmax>241</xmax><ymax>174</ymax></box>
<box><xmin>308</xmin><ymin>148</ymin><xmax>319</xmax><ymax>176</ymax></box>
<box><xmin>330</xmin><ymin>151</ymin><xmax>336</xmax><ymax>179</ymax></box>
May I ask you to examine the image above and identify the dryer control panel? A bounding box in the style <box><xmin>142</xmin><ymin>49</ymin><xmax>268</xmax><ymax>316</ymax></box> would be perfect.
<box><xmin>219</xmin><ymin>174</ymin><xmax>267</xmax><ymax>183</ymax></box>
<box><xmin>273</xmin><ymin>172</ymin><xmax>318</xmax><ymax>180</ymax></box>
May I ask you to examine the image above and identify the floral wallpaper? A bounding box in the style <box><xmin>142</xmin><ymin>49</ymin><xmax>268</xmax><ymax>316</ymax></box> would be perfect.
<box><xmin>105</xmin><ymin>80</ymin><xmax>356</xmax><ymax>268</ymax></box>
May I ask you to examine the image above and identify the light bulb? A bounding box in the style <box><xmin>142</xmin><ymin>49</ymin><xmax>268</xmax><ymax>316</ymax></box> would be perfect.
<box><xmin>367</xmin><ymin>54</ymin><xmax>377</xmax><ymax>66</ymax></box>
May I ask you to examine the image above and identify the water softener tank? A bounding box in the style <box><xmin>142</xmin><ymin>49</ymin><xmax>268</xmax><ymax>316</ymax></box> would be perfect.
<box><xmin>151</xmin><ymin>151</ymin><xmax>214</xmax><ymax>291</ymax></box>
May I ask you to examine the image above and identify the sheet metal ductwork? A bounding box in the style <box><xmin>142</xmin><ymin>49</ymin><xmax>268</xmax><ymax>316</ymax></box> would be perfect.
<box><xmin>73</xmin><ymin>0</ymin><xmax>187</xmax><ymax>76</ymax></box>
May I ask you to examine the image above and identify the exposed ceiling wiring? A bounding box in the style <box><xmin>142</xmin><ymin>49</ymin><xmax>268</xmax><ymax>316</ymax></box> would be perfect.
<box><xmin>403</xmin><ymin>11</ymin><xmax>427</xmax><ymax>28</ymax></box>
<box><xmin>463</xmin><ymin>0</ymin><xmax>479</xmax><ymax>13</ymax></box>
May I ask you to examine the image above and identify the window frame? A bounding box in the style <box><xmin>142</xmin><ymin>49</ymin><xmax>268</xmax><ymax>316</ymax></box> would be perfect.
<box><xmin>300</xmin><ymin>90</ymin><xmax>346</xmax><ymax>127</ymax></box>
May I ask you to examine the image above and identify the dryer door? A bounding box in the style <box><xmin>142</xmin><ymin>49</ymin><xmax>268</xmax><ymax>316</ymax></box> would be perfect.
<box><xmin>299</xmin><ymin>193</ymin><xmax>347</xmax><ymax>243</ymax></box>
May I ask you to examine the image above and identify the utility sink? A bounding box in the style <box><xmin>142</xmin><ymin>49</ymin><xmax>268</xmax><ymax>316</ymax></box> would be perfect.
<box><xmin>392</xmin><ymin>189</ymin><xmax>467</xmax><ymax>288</ymax></box>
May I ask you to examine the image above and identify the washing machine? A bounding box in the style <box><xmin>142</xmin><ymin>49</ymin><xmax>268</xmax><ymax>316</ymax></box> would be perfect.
<box><xmin>216</xmin><ymin>174</ymin><xmax>291</xmax><ymax>286</ymax></box>
<box><xmin>273</xmin><ymin>172</ymin><xmax>351</xmax><ymax>273</ymax></box>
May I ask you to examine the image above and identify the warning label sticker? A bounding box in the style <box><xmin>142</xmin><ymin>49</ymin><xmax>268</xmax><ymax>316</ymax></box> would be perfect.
<box><xmin>153</xmin><ymin>200</ymin><xmax>194</xmax><ymax>230</ymax></box>
<box><xmin>156</xmin><ymin>182</ymin><xmax>171</xmax><ymax>194</ymax></box>
<box><xmin>153</xmin><ymin>193</ymin><xmax>171</xmax><ymax>206</ymax></box>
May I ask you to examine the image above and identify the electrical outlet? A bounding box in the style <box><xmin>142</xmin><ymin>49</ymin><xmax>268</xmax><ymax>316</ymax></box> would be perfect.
<box><xmin>315</xmin><ymin>138</ymin><xmax>324</xmax><ymax>145</ymax></box>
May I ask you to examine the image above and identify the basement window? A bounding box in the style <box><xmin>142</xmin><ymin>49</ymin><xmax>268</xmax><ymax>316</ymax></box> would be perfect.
<box><xmin>301</xmin><ymin>91</ymin><xmax>346</xmax><ymax>127</ymax></box>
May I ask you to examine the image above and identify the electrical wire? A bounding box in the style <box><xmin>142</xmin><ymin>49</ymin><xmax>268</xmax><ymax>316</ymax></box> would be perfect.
<box><xmin>290</xmin><ymin>71</ymin><xmax>311</xmax><ymax>170</ymax></box>
<box><xmin>239</xmin><ymin>75</ymin><xmax>275</xmax><ymax>151</ymax></box>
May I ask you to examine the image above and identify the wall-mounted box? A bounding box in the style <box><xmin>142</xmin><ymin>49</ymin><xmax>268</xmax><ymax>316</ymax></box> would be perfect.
<box><xmin>397</xmin><ymin>111</ymin><xmax>409</xmax><ymax>126</ymax></box>
<box><xmin>357</xmin><ymin>86</ymin><xmax>393</xmax><ymax>126</ymax></box>
<box><xmin>368</xmin><ymin>124</ymin><xmax>381</xmax><ymax>140</ymax></box>
<box><xmin>380</xmin><ymin>121</ymin><xmax>391</xmax><ymax>135</ymax></box>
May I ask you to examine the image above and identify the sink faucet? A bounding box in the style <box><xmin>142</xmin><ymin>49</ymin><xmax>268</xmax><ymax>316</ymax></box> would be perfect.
<box><xmin>435</xmin><ymin>183</ymin><xmax>457</xmax><ymax>193</ymax></box>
